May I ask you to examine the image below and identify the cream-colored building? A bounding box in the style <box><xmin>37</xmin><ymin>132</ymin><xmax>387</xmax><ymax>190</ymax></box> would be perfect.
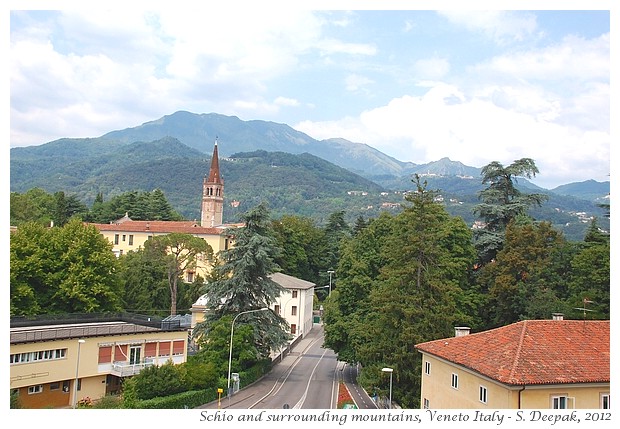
<box><xmin>90</xmin><ymin>139</ymin><xmax>238</xmax><ymax>281</ymax></box>
<box><xmin>191</xmin><ymin>272</ymin><xmax>316</xmax><ymax>342</ymax></box>
<box><xmin>414</xmin><ymin>315</ymin><xmax>610</xmax><ymax>409</ymax></box>
<box><xmin>10</xmin><ymin>314</ymin><xmax>189</xmax><ymax>409</ymax></box>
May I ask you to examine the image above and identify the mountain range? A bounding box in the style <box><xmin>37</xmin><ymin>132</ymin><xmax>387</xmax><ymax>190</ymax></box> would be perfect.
<box><xmin>10</xmin><ymin>111</ymin><xmax>610</xmax><ymax>240</ymax></box>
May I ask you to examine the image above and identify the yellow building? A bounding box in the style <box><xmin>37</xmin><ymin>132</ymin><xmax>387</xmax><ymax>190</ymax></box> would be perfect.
<box><xmin>10</xmin><ymin>313</ymin><xmax>189</xmax><ymax>409</ymax></box>
<box><xmin>415</xmin><ymin>315</ymin><xmax>610</xmax><ymax>409</ymax></box>
<box><xmin>90</xmin><ymin>139</ymin><xmax>240</xmax><ymax>281</ymax></box>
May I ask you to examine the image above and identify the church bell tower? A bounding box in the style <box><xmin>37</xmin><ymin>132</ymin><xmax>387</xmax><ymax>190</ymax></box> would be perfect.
<box><xmin>201</xmin><ymin>138</ymin><xmax>224</xmax><ymax>227</ymax></box>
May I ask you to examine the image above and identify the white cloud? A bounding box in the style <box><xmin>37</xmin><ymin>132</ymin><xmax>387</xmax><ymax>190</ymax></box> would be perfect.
<box><xmin>294</xmin><ymin>80</ymin><xmax>609</xmax><ymax>189</ymax></box>
<box><xmin>345</xmin><ymin>74</ymin><xmax>374</xmax><ymax>92</ymax></box>
<box><xmin>438</xmin><ymin>10</ymin><xmax>538</xmax><ymax>44</ymax></box>
<box><xmin>476</xmin><ymin>33</ymin><xmax>609</xmax><ymax>82</ymax></box>
<box><xmin>413</xmin><ymin>57</ymin><xmax>450</xmax><ymax>80</ymax></box>
<box><xmin>274</xmin><ymin>97</ymin><xmax>301</xmax><ymax>107</ymax></box>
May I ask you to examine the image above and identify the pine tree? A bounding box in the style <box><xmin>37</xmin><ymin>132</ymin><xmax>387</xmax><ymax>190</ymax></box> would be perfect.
<box><xmin>199</xmin><ymin>203</ymin><xmax>290</xmax><ymax>358</ymax></box>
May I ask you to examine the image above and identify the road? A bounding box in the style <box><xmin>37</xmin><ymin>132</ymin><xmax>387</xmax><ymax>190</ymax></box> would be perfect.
<box><xmin>197</xmin><ymin>324</ymin><xmax>378</xmax><ymax>409</ymax></box>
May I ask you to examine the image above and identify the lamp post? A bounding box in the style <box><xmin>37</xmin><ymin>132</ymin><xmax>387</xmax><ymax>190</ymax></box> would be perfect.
<box><xmin>382</xmin><ymin>367</ymin><xmax>393</xmax><ymax>409</ymax></box>
<box><xmin>72</xmin><ymin>339</ymin><xmax>85</xmax><ymax>409</ymax></box>
<box><xmin>327</xmin><ymin>270</ymin><xmax>335</xmax><ymax>295</ymax></box>
<box><xmin>227</xmin><ymin>308</ymin><xmax>269</xmax><ymax>402</ymax></box>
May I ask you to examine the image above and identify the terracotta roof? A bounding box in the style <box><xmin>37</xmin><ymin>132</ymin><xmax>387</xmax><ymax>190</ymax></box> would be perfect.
<box><xmin>90</xmin><ymin>220</ymin><xmax>232</xmax><ymax>235</ymax></box>
<box><xmin>414</xmin><ymin>320</ymin><xmax>609</xmax><ymax>386</ymax></box>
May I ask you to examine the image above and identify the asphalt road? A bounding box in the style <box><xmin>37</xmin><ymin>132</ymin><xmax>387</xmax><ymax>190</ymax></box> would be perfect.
<box><xmin>197</xmin><ymin>324</ymin><xmax>378</xmax><ymax>410</ymax></box>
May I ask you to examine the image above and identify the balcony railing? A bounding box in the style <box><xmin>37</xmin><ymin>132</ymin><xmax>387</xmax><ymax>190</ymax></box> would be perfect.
<box><xmin>110</xmin><ymin>358</ymin><xmax>155</xmax><ymax>377</ymax></box>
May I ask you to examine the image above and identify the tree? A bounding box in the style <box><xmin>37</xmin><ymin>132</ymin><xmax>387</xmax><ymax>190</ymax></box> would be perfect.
<box><xmin>145</xmin><ymin>233</ymin><xmax>213</xmax><ymax>316</ymax></box>
<box><xmin>473</xmin><ymin>158</ymin><xmax>547</xmax><ymax>264</ymax></box>
<box><xmin>479</xmin><ymin>217</ymin><xmax>571</xmax><ymax>326</ymax></box>
<box><xmin>325</xmin><ymin>175</ymin><xmax>476</xmax><ymax>408</ymax></box>
<box><xmin>323</xmin><ymin>211</ymin><xmax>394</xmax><ymax>364</ymax></box>
<box><xmin>10</xmin><ymin>219</ymin><xmax>123</xmax><ymax>315</ymax></box>
<box><xmin>566</xmin><ymin>219</ymin><xmax>610</xmax><ymax>319</ymax></box>
<box><xmin>271</xmin><ymin>214</ymin><xmax>326</xmax><ymax>285</ymax></box>
<box><xmin>198</xmin><ymin>203</ymin><xmax>290</xmax><ymax>358</ymax></box>
<box><xmin>117</xmin><ymin>247</ymin><xmax>170</xmax><ymax>316</ymax></box>
<box><xmin>10</xmin><ymin>188</ymin><xmax>55</xmax><ymax>227</ymax></box>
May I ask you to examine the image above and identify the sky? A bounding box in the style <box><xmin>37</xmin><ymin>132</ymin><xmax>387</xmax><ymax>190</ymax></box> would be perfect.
<box><xmin>6</xmin><ymin>1</ymin><xmax>615</xmax><ymax>189</ymax></box>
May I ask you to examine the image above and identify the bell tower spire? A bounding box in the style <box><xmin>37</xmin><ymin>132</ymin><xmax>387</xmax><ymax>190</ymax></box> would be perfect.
<box><xmin>201</xmin><ymin>137</ymin><xmax>224</xmax><ymax>227</ymax></box>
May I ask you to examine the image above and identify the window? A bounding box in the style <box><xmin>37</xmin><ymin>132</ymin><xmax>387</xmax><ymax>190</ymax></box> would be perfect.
<box><xmin>114</xmin><ymin>345</ymin><xmax>128</xmax><ymax>361</ymax></box>
<box><xmin>172</xmin><ymin>340</ymin><xmax>185</xmax><ymax>355</ymax></box>
<box><xmin>451</xmin><ymin>373</ymin><xmax>458</xmax><ymax>389</ymax></box>
<box><xmin>274</xmin><ymin>305</ymin><xmax>280</xmax><ymax>315</ymax></box>
<box><xmin>186</xmin><ymin>271</ymin><xmax>194</xmax><ymax>283</ymax></box>
<box><xmin>601</xmin><ymin>394</ymin><xmax>610</xmax><ymax>409</ymax></box>
<box><xmin>291</xmin><ymin>324</ymin><xmax>297</xmax><ymax>335</ymax></box>
<box><xmin>98</xmin><ymin>346</ymin><xmax>112</xmax><ymax>364</ymax></box>
<box><xmin>114</xmin><ymin>234</ymin><xmax>119</xmax><ymax>244</ymax></box>
<box><xmin>159</xmin><ymin>341</ymin><xmax>171</xmax><ymax>356</ymax></box>
<box><xmin>424</xmin><ymin>361</ymin><xmax>431</xmax><ymax>375</ymax></box>
<box><xmin>122</xmin><ymin>234</ymin><xmax>126</xmax><ymax>242</ymax></box>
<box><xmin>423</xmin><ymin>398</ymin><xmax>430</xmax><ymax>409</ymax></box>
<box><xmin>28</xmin><ymin>385</ymin><xmax>43</xmax><ymax>394</ymax></box>
<box><xmin>10</xmin><ymin>348</ymin><xmax>67</xmax><ymax>365</ymax></box>
<box><xmin>292</xmin><ymin>290</ymin><xmax>298</xmax><ymax>298</ymax></box>
<box><xmin>129</xmin><ymin>234</ymin><xmax>134</xmax><ymax>245</ymax></box>
<box><xmin>479</xmin><ymin>386</ymin><xmax>488</xmax><ymax>404</ymax></box>
<box><xmin>50</xmin><ymin>382</ymin><xmax>60</xmax><ymax>391</ymax></box>
<box><xmin>552</xmin><ymin>395</ymin><xmax>573</xmax><ymax>409</ymax></box>
<box><xmin>144</xmin><ymin>342</ymin><xmax>157</xmax><ymax>358</ymax></box>
<box><xmin>291</xmin><ymin>306</ymin><xmax>297</xmax><ymax>316</ymax></box>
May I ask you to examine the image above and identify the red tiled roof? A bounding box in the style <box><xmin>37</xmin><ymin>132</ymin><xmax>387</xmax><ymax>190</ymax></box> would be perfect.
<box><xmin>415</xmin><ymin>320</ymin><xmax>609</xmax><ymax>386</ymax></box>
<box><xmin>90</xmin><ymin>220</ymin><xmax>231</xmax><ymax>235</ymax></box>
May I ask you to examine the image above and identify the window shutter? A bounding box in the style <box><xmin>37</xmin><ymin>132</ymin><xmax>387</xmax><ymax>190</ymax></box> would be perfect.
<box><xmin>144</xmin><ymin>342</ymin><xmax>157</xmax><ymax>358</ymax></box>
<box><xmin>159</xmin><ymin>341</ymin><xmax>171</xmax><ymax>356</ymax></box>
<box><xmin>98</xmin><ymin>346</ymin><xmax>112</xmax><ymax>363</ymax></box>
<box><xmin>173</xmin><ymin>340</ymin><xmax>185</xmax><ymax>355</ymax></box>
<box><xmin>114</xmin><ymin>345</ymin><xmax>128</xmax><ymax>361</ymax></box>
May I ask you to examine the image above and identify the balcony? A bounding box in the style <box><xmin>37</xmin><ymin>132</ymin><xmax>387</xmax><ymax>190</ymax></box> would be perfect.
<box><xmin>110</xmin><ymin>358</ymin><xmax>155</xmax><ymax>377</ymax></box>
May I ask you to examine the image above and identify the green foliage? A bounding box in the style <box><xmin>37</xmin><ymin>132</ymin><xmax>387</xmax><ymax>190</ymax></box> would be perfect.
<box><xmin>324</xmin><ymin>176</ymin><xmax>478</xmax><ymax>408</ymax></box>
<box><xmin>132</xmin><ymin>361</ymin><xmax>184</xmax><ymax>400</ymax></box>
<box><xmin>473</xmin><ymin>158</ymin><xmax>549</xmax><ymax>263</ymax></box>
<box><xmin>201</xmin><ymin>203</ymin><xmax>290</xmax><ymax>356</ymax></box>
<box><xmin>146</xmin><ymin>233</ymin><xmax>213</xmax><ymax>316</ymax></box>
<box><xmin>134</xmin><ymin>389</ymin><xmax>217</xmax><ymax>409</ymax></box>
<box><xmin>478</xmin><ymin>219</ymin><xmax>575</xmax><ymax>326</ymax></box>
<box><xmin>10</xmin><ymin>218</ymin><xmax>123</xmax><ymax>315</ymax></box>
<box><xmin>271</xmin><ymin>215</ymin><xmax>327</xmax><ymax>286</ymax></box>
<box><xmin>117</xmin><ymin>248</ymin><xmax>170</xmax><ymax>316</ymax></box>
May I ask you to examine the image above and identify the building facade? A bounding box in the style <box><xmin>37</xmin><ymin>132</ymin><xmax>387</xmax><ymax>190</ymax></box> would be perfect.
<box><xmin>10</xmin><ymin>314</ymin><xmax>189</xmax><ymax>409</ymax></box>
<box><xmin>191</xmin><ymin>272</ymin><xmax>316</xmax><ymax>343</ymax></box>
<box><xmin>89</xmin><ymin>139</ymin><xmax>239</xmax><ymax>281</ymax></box>
<box><xmin>414</xmin><ymin>316</ymin><xmax>610</xmax><ymax>409</ymax></box>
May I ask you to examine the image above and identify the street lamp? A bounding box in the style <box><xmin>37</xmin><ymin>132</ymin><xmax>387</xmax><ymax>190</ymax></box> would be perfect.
<box><xmin>327</xmin><ymin>270</ymin><xmax>335</xmax><ymax>295</ymax></box>
<box><xmin>72</xmin><ymin>339</ymin><xmax>85</xmax><ymax>409</ymax></box>
<box><xmin>382</xmin><ymin>367</ymin><xmax>393</xmax><ymax>409</ymax></box>
<box><xmin>227</xmin><ymin>308</ymin><xmax>269</xmax><ymax>401</ymax></box>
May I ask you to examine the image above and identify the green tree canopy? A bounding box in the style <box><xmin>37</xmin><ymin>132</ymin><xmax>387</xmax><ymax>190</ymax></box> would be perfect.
<box><xmin>198</xmin><ymin>203</ymin><xmax>290</xmax><ymax>358</ymax></box>
<box><xmin>473</xmin><ymin>158</ymin><xmax>548</xmax><ymax>264</ymax></box>
<box><xmin>10</xmin><ymin>219</ymin><xmax>123</xmax><ymax>315</ymax></box>
<box><xmin>145</xmin><ymin>233</ymin><xmax>212</xmax><ymax>316</ymax></box>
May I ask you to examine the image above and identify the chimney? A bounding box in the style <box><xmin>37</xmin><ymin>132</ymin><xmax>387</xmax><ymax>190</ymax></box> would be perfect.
<box><xmin>552</xmin><ymin>313</ymin><xmax>564</xmax><ymax>321</ymax></box>
<box><xmin>454</xmin><ymin>326</ymin><xmax>471</xmax><ymax>337</ymax></box>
